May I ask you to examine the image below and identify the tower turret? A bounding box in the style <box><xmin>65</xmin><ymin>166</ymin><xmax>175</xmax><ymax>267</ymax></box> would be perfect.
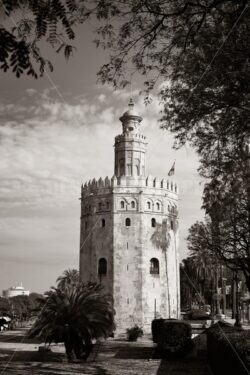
<box><xmin>114</xmin><ymin>99</ymin><xmax>147</xmax><ymax>177</ymax></box>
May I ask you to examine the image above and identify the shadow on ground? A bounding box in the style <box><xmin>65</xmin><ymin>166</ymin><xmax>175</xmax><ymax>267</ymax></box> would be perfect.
<box><xmin>0</xmin><ymin>348</ymin><xmax>63</xmax><ymax>362</ymax></box>
<box><xmin>114</xmin><ymin>345</ymin><xmax>155</xmax><ymax>359</ymax></box>
<box><xmin>156</xmin><ymin>358</ymin><xmax>212</xmax><ymax>375</ymax></box>
<box><xmin>0</xmin><ymin>363</ymin><xmax>111</xmax><ymax>375</ymax></box>
<box><xmin>0</xmin><ymin>330</ymin><xmax>39</xmax><ymax>344</ymax></box>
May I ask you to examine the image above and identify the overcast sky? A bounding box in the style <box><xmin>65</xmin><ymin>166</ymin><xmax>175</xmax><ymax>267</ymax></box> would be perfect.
<box><xmin>0</xmin><ymin>23</ymin><xmax>204</xmax><ymax>294</ymax></box>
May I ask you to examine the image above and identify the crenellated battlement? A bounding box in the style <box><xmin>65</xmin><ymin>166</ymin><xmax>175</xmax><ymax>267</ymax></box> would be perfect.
<box><xmin>115</xmin><ymin>132</ymin><xmax>147</xmax><ymax>143</ymax></box>
<box><xmin>81</xmin><ymin>175</ymin><xmax>178</xmax><ymax>197</ymax></box>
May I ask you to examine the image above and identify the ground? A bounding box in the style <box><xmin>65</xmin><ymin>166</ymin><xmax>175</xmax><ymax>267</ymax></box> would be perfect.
<box><xmin>0</xmin><ymin>328</ymin><xmax>213</xmax><ymax>375</ymax></box>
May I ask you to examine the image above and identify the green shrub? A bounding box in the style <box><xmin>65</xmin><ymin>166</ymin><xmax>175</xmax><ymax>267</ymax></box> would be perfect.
<box><xmin>126</xmin><ymin>325</ymin><xmax>143</xmax><ymax>341</ymax></box>
<box><xmin>152</xmin><ymin>319</ymin><xmax>192</xmax><ymax>356</ymax></box>
<box><xmin>207</xmin><ymin>322</ymin><xmax>250</xmax><ymax>375</ymax></box>
<box><xmin>151</xmin><ymin>319</ymin><xmax>165</xmax><ymax>343</ymax></box>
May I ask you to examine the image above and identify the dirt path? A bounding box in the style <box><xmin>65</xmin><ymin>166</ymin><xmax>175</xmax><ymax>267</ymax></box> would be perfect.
<box><xmin>0</xmin><ymin>329</ymin><xmax>213</xmax><ymax>374</ymax></box>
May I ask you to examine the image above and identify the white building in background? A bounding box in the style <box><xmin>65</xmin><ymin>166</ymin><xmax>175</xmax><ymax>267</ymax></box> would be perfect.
<box><xmin>2</xmin><ymin>282</ymin><xmax>30</xmax><ymax>298</ymax></box>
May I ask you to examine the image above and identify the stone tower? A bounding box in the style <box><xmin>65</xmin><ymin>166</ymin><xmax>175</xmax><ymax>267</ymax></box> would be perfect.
<box><xmin>79</xmin><ymin>100</ymin><xmax>180</xmax><ymax>333</ymax></box>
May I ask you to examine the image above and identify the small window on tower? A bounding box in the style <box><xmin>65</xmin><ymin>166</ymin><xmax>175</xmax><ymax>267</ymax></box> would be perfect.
<box><xmin>98</xmin><ymin>202</ymin><xmax>102</xmax><ymax>211</ymax></box>
<box><xmin>125</xmin><ymin>218</ymin><xmax>131</xmax><ymax>227</ymax></box>
<box><xmin>150</xmin><ymin>258</ymin><xmax>159</xmax><ymax>274</ymax></box>
<box><xmin>85</xmin><ymin>222</ymin><xmax>88</xmax><ymax>229</ymax></box>
<box><xmin>171</xmin><ymin>220</ymin><xmax>174</xmax><ymax>230</ymax></box>
<box><xmin>156</xmin><ymin>202</ymin><xmax>160</xmax><ymax>211</ymax></box>
<box><xmin>101</xmin><ymin>219</ymin><xmax>105</xmax><ymax>227</ymax></box>
<box><xmin>131</xmin><ymin>201</ymin><xmax>135</xmax><ymax>209</ymax></box>
<box><xmin>98</xmin><ymin>258</ymin><xmax>107</xmax><ymax>276</ymax></box>
<box><xmin>106</xmin><ymin>201</ymin><xmax>110</xmax><ymax>209</ymax></box>
<box><xmin>127</xmin><ymin>164</ymin><xmax>132</xmax><ymax>176</ymax></box>
<box><xmin>120</xmin><ymin>201</ymin><xmax>125</xmax><ymax>209</ymax></box>
<box><xmin>151</xmin><ymin>218</ymin><xmax>156</xmax><ymax>228</ymax></box>
<box><xmin>147</xmin><ymin>201</ymin><xmax>151</xmax><ymax>210</ymax></box>
<box><xmin>135</xmin><ymin>158</ymin><xmax>140</xmax><ymax>176</ymax></box>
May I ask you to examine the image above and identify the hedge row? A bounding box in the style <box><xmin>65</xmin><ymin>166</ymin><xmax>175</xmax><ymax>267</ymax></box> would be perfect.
<box><xmin>207</xmin><ymin>322</ymin><xmax>250</xmax><ymax>375</ymax></box>
<box><xmin>152</xmin><ymin>319</ymin><xmax>193</xmax><ymax>357</ymax></box>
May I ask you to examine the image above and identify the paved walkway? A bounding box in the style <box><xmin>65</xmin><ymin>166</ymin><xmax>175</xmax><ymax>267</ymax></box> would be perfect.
<box><xmin>0</xmin><ymin>329</ymin><xmax>213</xmax><ymax>375</ymax></box>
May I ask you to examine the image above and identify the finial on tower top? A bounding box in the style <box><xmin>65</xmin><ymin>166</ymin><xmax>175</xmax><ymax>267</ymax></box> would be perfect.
<box><xmin>128</xmin><ymin>98</ymin><xmax>134</xmax><ymax>110</ymax></box>
<box><xmin>119</xmin><ymin>99</ymin><xmax>142</xmax><ymax>126</ymax></box>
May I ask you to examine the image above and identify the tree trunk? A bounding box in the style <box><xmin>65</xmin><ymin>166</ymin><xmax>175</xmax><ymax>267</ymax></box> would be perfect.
<box><xmin>244</xmin><ymin>274</ymin><xmax>250</xmax><ymax>295</ymax></box>
<box><xmin>83</xmin><ymin>332</ymin><xmax>93</xmax><ymax>360</ymax></box>
<box><xmin>164</xmin><ymin>250</ymin><xmax>171</xmax><ymax>318</ymax></box>
<box><xmin>64</xmin><ymin>339</ymin><xmax>75</xmax><ymax>362</ymax></box>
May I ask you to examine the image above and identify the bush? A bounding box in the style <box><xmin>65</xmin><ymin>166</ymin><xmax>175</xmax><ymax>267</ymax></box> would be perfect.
<box><xmin>126</xmin><ymin>325</ymin><xmax>143</xmax><ymax>341</ymax></box>
<box><xmin>151</xmin><ymin>319</ymin><xmax>165</xmax><ymax>343</ymax></box>
<box><xmin>189</xmin><ymin>308</ymin><xmax>211</xmax><ymax>320</ymax></box>
<box><xmin>207</xmin><ymin>321</ymin><xmax>250</xmax><ymax>375</ymax></box>
<box><xmin>152</xmin><ymin>319</ymin><xmax>192</xmax><ymax>357</ymax></box>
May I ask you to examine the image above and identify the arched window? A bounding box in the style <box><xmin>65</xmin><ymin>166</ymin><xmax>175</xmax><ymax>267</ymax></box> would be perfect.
<box><xmin>131</xmin><ymin>201</ymin><xmax>135</xmax><ymax>209</ymax></box>
<box><xmin>98</xmin><ymin>202</ymin><xmax>102</xmax><ymax>211</ymax></box>
<box><xmin>101</xmin><ymin>218</ymin><xmax>105</xmax><ymax>227</ymax></box>
<box><xmin>135</xmin><ymin>158</ymin><xmax>140</xmax><ymax>176</ymax></box>
<box><xmin>150</xmin><ymin>258</ymin><xmax>159</xmax><ymax>274</ymax></box>
<box><xmin>127</xmin><ymin>163</ymin><xmax>132</xmax><ymax>176</ymax></box>
<box><xmin>120</xmin><ymin>201</ymin><xmax>125</xmax><ymax>209</ymax></box>
<box><xmin>125</xmin><ymin>218</ymin><xmax>131</xmax><ymax>227</ymax></box>
<box><xmin>106</xmin><ymin>201</ymin><xmax>110</xmax><ymax>210</ymax></box>
<box><xmin>147</xmin><ymin>201</ymin><xmax>151</xmax><ymax>210</ymax></box>
<box><xmin>171</xmin><ymin>220</ymin><xmax>174</xmax><ymax>230</ymax></box>
<box><xmin>156</xmin><ymin>202</ymin><xmax>160</xmax><ymax>211</ymax></box>
<box><xmin>85</xmin><ymin>221</ymin><xmax>88</xmax><ymax>229</ymax></box>
<box><xmin>98</xmin><ymin>258</ymin><xmax>107</xmax><ymax>276</ymax></box>
<box><xmin>151</xmin><ymin>218</ymin><xmax>156</xmax><ymax>228</ymax></box>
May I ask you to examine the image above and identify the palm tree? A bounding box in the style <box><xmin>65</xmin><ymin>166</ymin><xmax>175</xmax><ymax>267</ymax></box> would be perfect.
<box><xmin>151</xmin><ymin>220</ymin><xmax>171</xmax><ymax>318</ymax></box>
<box><xmin>28</xmin><ymin>281</ymin><xmax>115</xmax><ymax>361</ymax></box>
<box><xmin>191</xmin><ymin>253</ymin><xmax>214</xmax><ymax>302</ymax></box>
<box><xmin>56</xmin><ymin>268</ymin><xmax>79</xmax><ymax>289</ymax></box>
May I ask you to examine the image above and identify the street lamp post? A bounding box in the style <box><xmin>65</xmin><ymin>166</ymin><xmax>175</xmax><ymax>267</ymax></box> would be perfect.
<box><xmin>234</xmin><ymin>269</ymin><xmax>242</xmax><ymax>328</ymax></box>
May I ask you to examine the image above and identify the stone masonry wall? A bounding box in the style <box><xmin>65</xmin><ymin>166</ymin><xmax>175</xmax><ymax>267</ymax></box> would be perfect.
<box><xmin>79</xmin><ymin>176</ymin><xmax>180</xmax><ymax>334</ymax></box>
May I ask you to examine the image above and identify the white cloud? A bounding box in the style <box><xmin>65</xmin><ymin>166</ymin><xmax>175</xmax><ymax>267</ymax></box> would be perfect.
<box><xmin>0</xmin><ymin>87</ymin><xmax>204</xmax><ymax>292</ymax></box>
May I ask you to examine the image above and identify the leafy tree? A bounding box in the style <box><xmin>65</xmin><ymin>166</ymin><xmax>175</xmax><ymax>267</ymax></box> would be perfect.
<box><xmin>187</xmin><ymin>220</ymin><xmax>224</xmax><ymax>313</ymax></box>
<box><xmin>0</xmin><ymin>0</ymin><xmax>82</xmax><ymax>77</ymax></box>
<box><xmin>188</xmin><ymin>188</ymin><xmax>250</xmax><ymax>293</ymax></box>
<box><xmin>10</xmin><ymin>295</ymin><xmax>31</xmax><ymax>320</ymax></box>
<box><xmin>0</xmin><ymin>297</ymin><xmax>10</xmax><ymax>316</ymax></box>
<box><xmin>79</xmin><ymin>1</ymin><xmax>249</xmax><ymax>154</ymax></box>
<box><xmin>56</xmin><ymin>268</ymin><xmax>79</xmax><ymax>289</ymax></box>
<box><xmin>82</xmin><ymin>1</ymin><xmax>250</xmax><ymax>227</ymax></box>
<box><xmin>28</xmin><ymin>292</ymin><xmax>44</xmax><ymax>315</ymax></box>
<box><xmin>29</xmin><ymin>270</ymin><xmax>115</xmax><ymax>361</ymax></box>
<box><xmin>180</xmin><ymin>258</ymin><xmax>199</xmax><ymax>309</ymax></box>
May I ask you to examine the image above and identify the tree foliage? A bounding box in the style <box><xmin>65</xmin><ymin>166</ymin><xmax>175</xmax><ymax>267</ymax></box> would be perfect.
<box><xmin>29</xmin><ymin>269</ymin><xmax>115</xmax><ymax>361</ymax></box>
<box><xmin>0</xmin><ymin>297</ymin><xmax>10</xmax><ymax>315</ymax></box>
<box><xmin>56</xmin><ymin>268</ymin><xmax>79</xmax><ymax>289</ymax></box>
<box><xmin>188</xmin><ymin>184</ymin><xmax>250</xmax><ymax>292</ymax></box>
<box><xmin>0</xmin><ymin>0</ymin><xmax>84</xmax><ymax>77</ymax></box>
<box><xmin>78</xmin><ymin>0</ymin><xmax>250</xmax><ymax>183</ymax></box>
